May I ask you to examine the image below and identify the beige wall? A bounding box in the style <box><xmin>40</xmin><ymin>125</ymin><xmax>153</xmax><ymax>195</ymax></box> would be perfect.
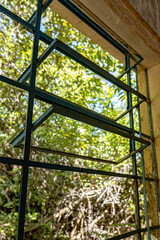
<box><xmin>127</xmin><ymin>0</ymin><xmax>160</xmax><ymax>36</ymax></box>
<box><xmin>138</xmin><ymin>70</ymin><xmax>159</xmax><ymax>229</ymax></box>
<box><xmin>148</xmin><ymin>64</ymin><xmax>160</xmax><ymax>181</ymax></box>
<box><xmin>139</xmin><ymin>64</ymin><xmax>160</xmax><ymax>186</ymax></box>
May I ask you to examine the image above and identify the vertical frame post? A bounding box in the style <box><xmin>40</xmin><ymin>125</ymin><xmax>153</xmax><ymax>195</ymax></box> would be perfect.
<box><xmin>17</xmin><ymin>0</ymin><xmax>43</xmax><ymax>239</ymax></box>
<box><xmin>135</xmin><ymin>67</ymin><xmax>151</xmax><ymax>239</ymax></box>
<box><xmin>125</xmin><ymin>55</ymin><xmax>141</xmax><ymax>240</ymax></box>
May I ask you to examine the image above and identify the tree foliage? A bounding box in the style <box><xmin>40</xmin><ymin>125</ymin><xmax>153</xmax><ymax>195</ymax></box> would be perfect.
<box><xmin>0</xmin><ymin>0</ymin><xmax>144</xmax><ymax>239</ymax></box>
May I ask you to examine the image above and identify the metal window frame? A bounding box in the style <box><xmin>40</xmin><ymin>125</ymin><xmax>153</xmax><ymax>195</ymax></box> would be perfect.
<box><xmin>0</xmin><ymin>0</ymin><xmax>159</xmax><ymax>239</ymax></box>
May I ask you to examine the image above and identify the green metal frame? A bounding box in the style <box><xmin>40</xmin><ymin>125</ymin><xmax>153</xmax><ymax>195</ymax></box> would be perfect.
<box><xmin>0</xmin><ymin>0</ymin><xmax>159</xmax><ymax>239</ymax></box>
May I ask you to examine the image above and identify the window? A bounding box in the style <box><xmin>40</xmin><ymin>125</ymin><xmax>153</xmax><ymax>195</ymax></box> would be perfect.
<box><xmin>0</xmin><ymin>0</ymin><xmax>159</xmax><ymax>239</ymax></box>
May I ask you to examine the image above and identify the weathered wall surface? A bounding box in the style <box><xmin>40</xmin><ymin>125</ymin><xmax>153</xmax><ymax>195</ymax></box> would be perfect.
<box><xmin>147</xmin><ymin>64</ymin><xmax>160</xmax><ymax>181</ymax></box>
<box><xmin>127</xmin><ymin>0</ymin><xmax>160</xmax><ymax>36</ymax></box>
<box><xmin>138</xmin><ymin>70</ymin><xmax>159</xmax><ymax>229</ymax></box>
<box><xmin>147</xmin><ymin>64</ymin><xmax>160</xmax><ymax>229</ymax></box>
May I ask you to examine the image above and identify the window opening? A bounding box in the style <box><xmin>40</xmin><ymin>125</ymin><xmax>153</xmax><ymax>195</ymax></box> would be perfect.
<box><xmin>0</xmin><ymin>0</ymin><xmax>159</xmax><ymax>239</ymax></box>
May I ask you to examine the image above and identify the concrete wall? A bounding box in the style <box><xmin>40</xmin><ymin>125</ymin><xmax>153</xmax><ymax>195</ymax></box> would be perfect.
<box><xmin>127</xmin><ymin>0</ymin><xmax>160</xmax><ymax>36</ymax></box>
<box><xmin>138</xmin><ymin>70</ymin><xmax>159</xmax><ymax>230</ymax></box>
<box><xmin>139</xmin><ymin>65</ymin><xmax>160</xmax><ymax>226</ymax></box>
<box><xmin>148</xmin><ymin>64</ymin><xmax>160</xmax><ymax>181</ymax></box>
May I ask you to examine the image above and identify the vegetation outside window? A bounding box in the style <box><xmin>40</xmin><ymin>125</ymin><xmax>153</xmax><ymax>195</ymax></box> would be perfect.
<box><xmin>0</xmin><ymin>0</ymin><xmax>159</xmax><ymax>239</ymax></box>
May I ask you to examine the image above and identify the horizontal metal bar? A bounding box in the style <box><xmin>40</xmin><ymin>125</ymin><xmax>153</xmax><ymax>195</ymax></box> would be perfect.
<box><xmin>51</xmin><ymin>96</ymin><xmax>135</xmax><ymax>135</ymax></box>
<box><xmin>115</xmin><ymin>100</ymin><xmax>152</xmax><ymax>140</ymax></box>
<box><xmin>17</xmin><ymin>144</ymin><xmax>151</xmax><ymax>168</ymax></box>
<box><xmin>0</xmin><ymin>157</ymin><xmax>156</xmax><ymax>182</ymax></box>
<box><xmin>107</xmin><ymin>225</ymin><xmax>160</xmax><ymax>240</ymax></box>
<box><xmin>126</xmin><ymin>132</ymin><xmax>151</xmax><ymax>141</ymax></box>
<box><xmin>118</xmin><ymin>59</ymin><xmax>142</xmax><ymax>79</ymax></box>
<box><xmin>0</xmin><ymin>75</ymin><xmax>29</xmax><ymax>91</ymax></box>
<box><xmin>117</xmin><ymin>144</ymin><xmax>148</xmax><ymax>164</ymax></box>
<box><xmin>53</xmin><ymin>106</ymin><xmax>150</xmax><ymax>145</ymax></box>
<box><xmin>0</xmin><ymin>5</ymin><xmax>148</xmax><ymax>102</ymax></box>
<box><xmin>0</xmin><ymin>157</ymin><xmax>24</xmax><ymax>166</ymax></box>
<box><xmin>16</xmin><ymin>145</ymin><xmax>117</xmax><ymax>165</ymax></box>
<box><xmin>55</xmin><ymin>40</ymin><xmax>148</xmax><ymax>101</ymax></box>
<box><xmin>18</xmin><ymin>39</ymin><xmax>59</xmax><ymax>83</ymax></box>
<box><xmin>27</xmin><ymin>0</ymin><xmax>53</xmax><ymax>26</ymax></box>
<box><xmin>20</xmin><ymin>36</ymin><xmax>147</xmax><ymax>101</ymax></box>
<box><xmin>12</xmin><ymin>99</ymin><xmax>137</xmax><ymax>144</ymax></box>
<box><xmin>0</xmin><ymin>156</ymin><xmax>134</xmax><ymax>178</ymax></box>
<box><xmin>0</xmin><ymin>76</ymin><xmax>151</xmax><ymax>145</ymax></box>
<box><xmin>0</xmin><ymin>5</ymin><xmax>35</xmax><ymax>32</ymax></box>
<box><xmin>34</xmin><ymin>89</ymin><xmax>150</xmax><ymax>145</ymax></box>
<box><xmin>115</xmin><ymin>99</ymin><xmax>144</xmax><ymax>121</ymax></box>
<box><xmin>11</xmin><ymin>106</ymin><xmax>55</xmax><ymax>146</ymax></box>
<box><xmin>14</xmin><ymin>143</ymin><xmax>150</xmax><ymax>168</ymax></box>
<box><xmin>18</xmin><ymin>37</ymin><xmax>147</xmax><ymax>101</ymax></box>
<box><xmin>149</xmin><ymin>225</ymin><xmax>160</xmax><ymax>231</ymax></box>
<box><xmin>28</xmin><ymin>160</ymin><xmax>136</xmax><ymax>179</ymax></box>
<box><xmin>18</xmin><ymin>145</ymin><xmax>155</xmax><ymax>170</ymax></box>
<box><xmin>143</xmin><ymin>176</ymin><xmax>156</xmax><ymax>182</ymax></box>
